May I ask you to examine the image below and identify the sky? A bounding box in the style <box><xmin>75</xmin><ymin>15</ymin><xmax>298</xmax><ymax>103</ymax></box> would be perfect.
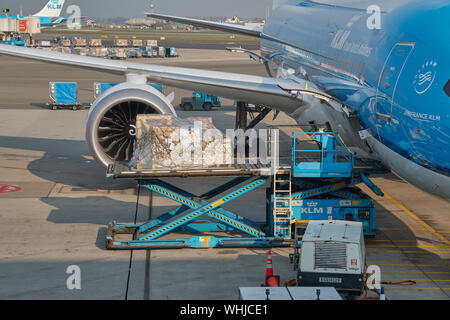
<box><xmin>1</xmin><ymin>0</ymin><xmax>274</xmax><ymax>19</ymax></box>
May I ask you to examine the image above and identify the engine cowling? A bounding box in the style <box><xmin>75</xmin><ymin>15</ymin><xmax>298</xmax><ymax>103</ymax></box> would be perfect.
<box><xmin>86</xmin><ymin>82</ymin><xmax>176</xmax><ymax>168</ymax></box>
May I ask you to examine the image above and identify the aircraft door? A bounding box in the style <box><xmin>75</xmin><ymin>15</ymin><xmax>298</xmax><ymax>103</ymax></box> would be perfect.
<box><xmin>375</xmin><ymin>42</ymin><xmax>415</xmax><ymax>122</ymax></box>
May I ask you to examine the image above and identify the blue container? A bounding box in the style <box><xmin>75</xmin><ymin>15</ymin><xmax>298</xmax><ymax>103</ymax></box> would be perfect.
<box><xmin>50</xmin><ymin>82</ymin><xmax>77</xmax><ymax>104</ymax></box>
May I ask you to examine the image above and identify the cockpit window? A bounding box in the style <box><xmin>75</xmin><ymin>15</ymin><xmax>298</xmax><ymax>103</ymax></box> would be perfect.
<box><xmin>445</xmin><ymin>80</ymin><xmax>450</xmax><ymax>97</ymax></box>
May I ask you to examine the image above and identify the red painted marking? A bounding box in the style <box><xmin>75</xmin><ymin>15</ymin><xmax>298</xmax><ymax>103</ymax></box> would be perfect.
<box><xmin>0</xmin><ymin>184</ymin><xmax>22</xmax><ymax>194</ymax></box>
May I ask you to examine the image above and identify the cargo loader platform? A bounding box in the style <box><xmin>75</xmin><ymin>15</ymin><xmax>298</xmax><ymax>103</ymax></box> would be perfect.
<box><xmin>105</xmin><ymin>131</ymin><xmax>387</xmax><ymax>250</ymax></box>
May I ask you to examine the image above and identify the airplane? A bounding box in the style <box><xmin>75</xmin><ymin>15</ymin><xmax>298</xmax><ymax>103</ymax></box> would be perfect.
<box><xmin>33</xmin><ymin>0</ymin><xmax>67</xmax><ymax>27</ymax></box>
<box><xmin>0</xmin><ymin>0</ymin><xmax>448</xmax><ymax>199</ymax></box>
<box><xmin>0</xmin><ymin>0</ymin><xmax>67</xmax><ymax>28</ymax></box>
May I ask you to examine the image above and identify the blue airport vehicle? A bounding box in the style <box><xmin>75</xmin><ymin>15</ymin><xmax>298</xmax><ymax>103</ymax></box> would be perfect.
<box><xmin>2</xmin><ymin>36</ymin><xmax>26</xmax><ymax>47</ymax></box>
<box><xmin>106</xmin><ymin>177</ymin><xmax>292</xmax><ymax>249</ymax></box>
<box><xmin>266</xmin><ymin>131</ymin><xmax>380</xmax><ymax>238</ymax></box>
<box><xmin>292</xmin><ymin>132</ymin><xmax>354</xmax><ymax>178</ymax></box>
<box><xmin>151</xmin><ymin>46</ymin><xmax>159</xmax><ymax>57</ymax></box>
<box><xmin>268</xmin><ymin>182</ymin><xmax>377</xmax><ymax>237</ymax></box>
<box><xmin>94</xmin><ymin>82</ymin><xmax>164</xmax><ymax>99</ymax></box>
<box><xmin>180</xmin><ymin>91</ymin><xmax>221</xmax><ymax>111</ymax></box>
<box><xmin>106</xmin><ymin>130</ymin><xmax>382</xmax><ymax>249</ymax></box>
<box><xmin>49</xmin><ymin>81</ymin><xmax>83</xmax><ymax>110</ymax></box>
<box><xmin>165</xmin><ymin>47</ymin><xmax>178</xmax><ymax>57</ymax></box>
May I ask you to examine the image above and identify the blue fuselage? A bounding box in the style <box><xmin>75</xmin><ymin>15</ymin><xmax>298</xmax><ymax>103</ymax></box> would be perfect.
<box><xmin>261</xmin><ymin>0</ymin><xmax>450</xmax><ymax>197</ymax></box>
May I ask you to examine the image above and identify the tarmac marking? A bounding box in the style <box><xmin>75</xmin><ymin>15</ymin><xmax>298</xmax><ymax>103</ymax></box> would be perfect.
<box><xmin>0</xmin><ymin>184</ymin><xmax>21</xmax><ymax>194</ymax></box>
<box><xmin>380</xmin><ymin>270</ymin><xmax>450</xmax><ymax>274</ymax></box>
<box><xmin>367</xmin><ymin>249</ymin><xmax>450</xmax><ymax>254</ymax></box>
<box><xmin>382</xmin><ymin>279</ymin><xmax>450</xmax><ymax>283</ymax></box>
<box><xmin>367</xmin><ymin>245</ymin><xmax>450</xmax><ymax>248</ymax></box>
<box><xmin>382</xmin><ymin>191</ymin><xmax>450</xmax><ymax>246</ymax></box>
<box><xmin>377</xmin><ymin>263</ymin><xmax>450</xmax><ymax>267</ymax></box>
<box><xmin>383</xmin><ymin>286</ymin><xmax>450</xmax><ymax>290</ymax></box>
<box><xmin>367</xmin><ymin>240</ymin><xmax>417</xmax><ymax>242</ymax></box>
<box><xmin>379</xmin><ymin>227</ymin><xmax>426</xmax><ymax>231</ymax></box>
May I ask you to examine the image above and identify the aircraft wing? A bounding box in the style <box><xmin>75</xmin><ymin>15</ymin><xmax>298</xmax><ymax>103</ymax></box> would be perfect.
<box><xmin>146</xmin><ymin>13</ymin><xmax>262</xmax><ymax>38</ymax></box>
<box><xmin>0</xmin><ymin>44</ymin><xmax>334</xmax><ymax>113</ymax></box>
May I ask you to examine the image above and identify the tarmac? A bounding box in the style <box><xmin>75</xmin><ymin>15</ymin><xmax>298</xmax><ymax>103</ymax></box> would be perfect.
<box><xmin>0</xmin><ymin>48</ymin><xmax>449</xmax><ymax>300</ymax></box>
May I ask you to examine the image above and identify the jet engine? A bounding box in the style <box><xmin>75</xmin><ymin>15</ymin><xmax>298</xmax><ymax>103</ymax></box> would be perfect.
<box><xmin>86</xmin><ymin>82</ymin><xmax>176</xmax><ymax>168</ymax></box>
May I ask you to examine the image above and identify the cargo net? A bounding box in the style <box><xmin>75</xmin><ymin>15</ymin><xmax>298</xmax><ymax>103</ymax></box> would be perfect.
<box><xmin>129</xmin><ymin>115</ymin><xmax>233</xmax><ymax>170</ymax></box>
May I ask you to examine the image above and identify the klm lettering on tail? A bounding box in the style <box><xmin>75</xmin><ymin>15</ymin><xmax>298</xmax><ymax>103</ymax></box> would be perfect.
<box><xmin>47</xmin><ymin>5</ymin><xmax>62</xmax><ymax>9</ymax></box>
<box><xmin>48</xmin><ymin>0</ymin><xmax>62</xmax><ymax>9</ymax></box>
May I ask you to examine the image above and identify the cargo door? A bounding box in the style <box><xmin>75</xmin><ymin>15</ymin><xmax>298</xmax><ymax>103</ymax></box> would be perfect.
<box><xmin>375</xmin><ymin>42</ymin><xmax>415</xmax><ymax>122</ymax></box>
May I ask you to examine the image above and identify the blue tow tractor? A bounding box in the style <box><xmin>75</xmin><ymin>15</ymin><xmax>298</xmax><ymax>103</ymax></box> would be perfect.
<box><xmin>180</xmin><ymin>91</ymin><xmax>221</xmax><ymax>111</ymax></box>
<box><xmin>105</xmin><ymin>130</ymin><xmax>385</xmax><ymax>250</ymax></box>
<box><xmin>49</xmin><ymin>82</ymin><xmax>84</xmax><ymax>110</ymax></box>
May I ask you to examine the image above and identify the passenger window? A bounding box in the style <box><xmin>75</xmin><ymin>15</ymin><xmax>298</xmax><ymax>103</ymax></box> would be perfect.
<box><xmin>445</xmin><ymin>80</ymin><xmax>450</xmax><ymax>97</ymax></box>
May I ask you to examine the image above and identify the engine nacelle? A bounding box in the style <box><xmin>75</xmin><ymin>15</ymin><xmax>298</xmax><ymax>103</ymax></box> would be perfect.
<box><xmin>86</xmin><ymin>82</ymin><xmax>176</xmax><ymax>168</ymax></box>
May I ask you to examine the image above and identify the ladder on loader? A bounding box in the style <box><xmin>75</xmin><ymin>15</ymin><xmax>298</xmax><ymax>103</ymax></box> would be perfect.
<box><xmin>273</xmin><ymin>169</ymin><xmax>292</xmax><ymax>239</ymax></box>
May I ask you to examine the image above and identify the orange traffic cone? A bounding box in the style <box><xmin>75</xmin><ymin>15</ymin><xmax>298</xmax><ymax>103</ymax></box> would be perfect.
<box><xmin>264</xmin><ymin>250</ymin><xmax>280</xmax><ymax>287</ymax></box>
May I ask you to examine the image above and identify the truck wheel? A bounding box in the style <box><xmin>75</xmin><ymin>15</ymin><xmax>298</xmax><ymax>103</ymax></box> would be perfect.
<box><xmin>72</xmin><ymin>105</ymin><xmax>78</xmax><ymax>111</ymax></box>
<box><xmin>182</xmin><ymin>103</ymin><xmax>193</xmax><ymax>111</ymax></box>
<box><xmin>52</xmin><ymin>105</ymin><xmax>57</xmax><ymax>110</ymax></box>
<box><xmin>202</xmin><ymin>103</ymin><xmax>212</xmax><ymax>111</ymax></box>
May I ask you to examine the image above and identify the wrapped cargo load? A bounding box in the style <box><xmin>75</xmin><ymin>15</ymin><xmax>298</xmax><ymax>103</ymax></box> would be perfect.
<box><xmin>52</xmin><ymin>47</ymin><xmax>71</xmax><ymax>54</ymax></box>
<box><xmin>130</xmin><ymin>115</ymin><xmax>232</xmax><ymax>170</ymax></box>
<box><xmin>71</xmin><ymin>48</ymin><xmax>88</xmax><ymax>56</ymax></box>
<box><xmin>72</xmin><ymin>38</ymin><xmax>87</xmax><ymax>47</ymax></box>
<box><xmin>88</xmin><ymin>47</ymin><xmax>108</xmax><ymax>57</ymax></box>
<box><xmin>145</xmin><ymin>40</ymin><xmax>158</xmax><ymax>47</ymax></box>
<box><xmin>115</xmin><ymin>39</ymin><xmax>128</xmax><ymax>47</ymax></box>
<box><xmin>89</xmin><ymin>39</ymin><xmax>102</xmax><ymax>47</ymax></box>
<box><xmin>108</xmin><ymin>48</ymin><xmax>127</xmax><ymax>59</ymax></box>
<box><xmin>130</xmin><ymin>39</ymin><xmax>143</xmax><ymax>47</ymax></box>
<box><xmin>60</xmin><ymin>39</ymin><xmax>71</xmax><ymax>47</ymax></box>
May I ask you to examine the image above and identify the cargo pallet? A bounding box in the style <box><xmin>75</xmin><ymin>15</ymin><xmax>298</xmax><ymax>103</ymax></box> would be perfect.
<box><xmin>49</xmin><ymin>82</ymin><xmax>85</xmax><ymax>110</ymax></box>
<box><xmin>105</xmin><ymin>130</ymin><xmax>386</xmax><ymax>250</ymax></box>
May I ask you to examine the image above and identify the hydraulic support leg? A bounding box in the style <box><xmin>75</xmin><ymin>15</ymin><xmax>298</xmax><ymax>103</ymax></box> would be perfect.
<box><xmin>138</xmin><ymin>178</ymin><xmax>266</xmax><ymax>239</ymax></box>
<box><xmin>138</xmin><ymin>178</ymin><xmax>267</xmax><ymax>240</ymax></box>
